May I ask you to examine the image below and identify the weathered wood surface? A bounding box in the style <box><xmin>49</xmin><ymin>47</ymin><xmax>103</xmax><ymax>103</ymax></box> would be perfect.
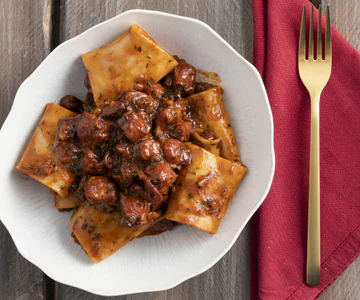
<box><xmin>0</xmin><ymin>0</ymin><xmax>359</xmax><ymax>299</ymax></box>
<box><xmin>319</xmin><ymin>1</ymin><xmax>360</xmax><ymax>299</ymax></box>
<box><xmin>0</xmin><ymin>1</ymin><xmax>47</xmax><ymax>300</ymax></box>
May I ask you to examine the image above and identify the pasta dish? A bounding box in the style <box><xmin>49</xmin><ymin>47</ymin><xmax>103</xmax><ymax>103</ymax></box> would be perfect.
<box><xmin>16</xmin><ymin>24</ymin><xmax>247</xmax><ymax>263</ymax></box>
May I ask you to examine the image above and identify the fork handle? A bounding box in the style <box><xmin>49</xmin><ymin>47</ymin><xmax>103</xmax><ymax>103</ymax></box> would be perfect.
<box><xmin>306</xmin><ymin>92</ymin><xmax>321</xmax><ymax>286</ymax></box>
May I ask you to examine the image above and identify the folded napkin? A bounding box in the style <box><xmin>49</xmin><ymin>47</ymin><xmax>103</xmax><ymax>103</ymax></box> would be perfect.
<box><xmin>250</xmin><ymin>0</ymin><xmax>360</xmax><ymax>299</ymax></box>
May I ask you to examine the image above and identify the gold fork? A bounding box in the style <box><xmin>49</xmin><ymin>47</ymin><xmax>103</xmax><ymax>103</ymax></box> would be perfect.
<box><xmin>298</xmin><ymin>5</ymin><xmax>332</xmax><ymax>287</ymax></box>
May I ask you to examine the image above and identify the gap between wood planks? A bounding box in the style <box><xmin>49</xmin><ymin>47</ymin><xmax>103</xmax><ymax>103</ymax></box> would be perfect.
<box><xmin>42</xmin><ymin>0</ymin><xmax>61</xmax><ymax>298</ymax></box>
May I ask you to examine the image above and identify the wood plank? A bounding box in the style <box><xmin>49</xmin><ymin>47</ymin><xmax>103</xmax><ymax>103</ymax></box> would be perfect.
<box><xmin>0</xmin><ymin>1</ymin><xmax>47</xmax><ymax>299</ymax></box>
<box><xmin>57</xmin><ymin>0</ymin><xmax>253</xmax><ymax>299</ymax></box>
<box><xmin>314</xmin><ymin>1</ymin><xmax>360</xmax><ymax>299</ymax></box>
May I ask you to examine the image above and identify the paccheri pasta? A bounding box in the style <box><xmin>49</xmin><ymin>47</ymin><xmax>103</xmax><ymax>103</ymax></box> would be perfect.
<box><xmin>16</xmin><ymin>24</ymin><xmax>247</xmax><ymax>263</ymax></box>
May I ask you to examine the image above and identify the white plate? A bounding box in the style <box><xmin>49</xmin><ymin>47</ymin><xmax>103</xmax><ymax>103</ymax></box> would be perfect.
<box><xmin>0</xmin><ymin>10</ymin><xmax>274</xmax><ymax>296</ymax></box>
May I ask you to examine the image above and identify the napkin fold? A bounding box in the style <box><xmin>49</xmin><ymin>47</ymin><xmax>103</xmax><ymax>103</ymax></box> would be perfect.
<box><xmin>250</xmin><ymin>0</ymin><xmax>360</xmax><ymax>299</ymax></box>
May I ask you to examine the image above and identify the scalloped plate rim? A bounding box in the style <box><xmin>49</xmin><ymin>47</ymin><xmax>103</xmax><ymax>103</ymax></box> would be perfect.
<box><xmin>0</xmin><ymin>9</ymin><xmax>275</xmax><ymax>296</ymax></box>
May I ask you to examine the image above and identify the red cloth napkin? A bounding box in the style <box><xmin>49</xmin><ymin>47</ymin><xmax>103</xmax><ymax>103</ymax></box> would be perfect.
<box><xmin>250</xmin><ymin>0</ymin><xmax>360</xmax><ymax>299</ymax></box>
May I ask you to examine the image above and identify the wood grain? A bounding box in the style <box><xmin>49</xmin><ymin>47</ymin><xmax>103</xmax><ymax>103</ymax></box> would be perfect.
<box><xmin>0</xmin><ymin>1</ymin><xmax>47</xmax><ymax>299</ymax></box>
<box><xmin>56</xmin><ymin>0</ymin><xmax>253</xmax><ymax>299</ymax></box>
<box><xmin>0</xmin><ymin>0</ymin><xmax>359</xmax><ymax>299</ymax></box>
<box><xmin>313</xmin><ymin>1</ymin><xmax>360</xmax><ymax>299</ymax></box>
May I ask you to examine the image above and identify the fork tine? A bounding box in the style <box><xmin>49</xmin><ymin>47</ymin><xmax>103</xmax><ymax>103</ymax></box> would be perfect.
<box><xmin>317</xmin><ymin>5</ymin><xmax>322</xmax><ymax>60</ymax></box>
<box><xmin>299</xmin><ymin>6</ymin><xmax>306</xmax><ymax>60</ymax></box>
<box><xmin>325</xmin><ymin>5</ymin><xmax>332</xmax><ymax>59</ymax></box>
<box><xmin>309</xmin><ymin>6</ymin><xmax>314</xmax><ymax>59</ymax></box>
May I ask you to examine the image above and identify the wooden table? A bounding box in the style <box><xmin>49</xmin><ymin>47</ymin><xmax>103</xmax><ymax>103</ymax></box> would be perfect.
<box><xmin>0</xmin><ymin>1</ymin><xmax>359</xmax><ymax>299</ymax></box>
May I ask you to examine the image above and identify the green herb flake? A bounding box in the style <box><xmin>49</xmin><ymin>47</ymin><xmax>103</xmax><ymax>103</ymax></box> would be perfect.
<box><xmin>33</xmin><ymin>147</ymin><xmax>36</xmax><ymax>152</ymax></box>
<box><xmin>130</xmin><ymin>216</ymin><xmax>136</xmax><ymax>220</ymax></box>
<box><xmin>192</xmin><ymin>171</ymin><xmax>196</xmax><ymax>175</ymax></box>
<box><xmin>134</xmin><ymin>44</ymin><xmax>137</xmax><ymax>49</ymax></box>
<box><xmin>187</xmin><ymin>208</ymin><xmax>191</xmax><ymax>211</ymax></box>
<box><xmin>188</xmin><ymin>194</ymin><xmax>194</xmax><ymax>199</ymax></box>
<box><xmin>146</xmin><ymin>63</ymin><xmax>148</xmax><ymax>68</ymax></box>
<box><xmin>168</xmin><ymin>60</ymin><xmax>172</xmax><ymax>62</ymax></box>
<box><xmin>99</xmin><ymin>92</ymin><xmax>103</xmax><ymax>99</ymax></box>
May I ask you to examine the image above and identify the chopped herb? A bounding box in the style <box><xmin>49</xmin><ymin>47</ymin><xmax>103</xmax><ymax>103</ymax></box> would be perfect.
<box><xmin>172</xmin><ymin>156</ymin><xmax>176</xmax><ymax>160</ymax></box>
<box><xmin>146</xmin><ymin>55</ymin><xmax>151</xmax><ymax>59</ymax></box>
<box><xmin>168</xmin><ymin>60</ymin><xmax>172</xmax><ymax>62</ymax></box>
<box><xmin>187</xmin><ymin>208</ymin><xmax>191</xmax><ymax>211</ymax></box>
<box><xmin>92</xmin><ymin>226</ymin><xmax>97</xmax><ymax>231</ymax></box>
<box><xmin>137</xmin><ymin>46</ymin><xmax>142</xmax><ymax>52</ymax></box>
<box><xmin>81</xmin><ymin>224</ymin><xmax>87</xmax><ymax>230</ymax></box>
<box><xmin>33</xmin><ymin>147</ymin><xmax>36</xmax><ymax>152</ymax></box>
<box><xmin>130</xmin><ymin>215</ymin><xmax>136</xmax><ymax>220</ymax></box>
<box><xmin>188</xmin><ymin>194</ymin><xmax>194</xmax><ymax>199</ymax></box>
<box><xmin>201</xmin><ymin>203</ymin><xmax>205</xmax><ymax>207</ymax></box>
<box><xmin>210</xmin><ymin>210</ymin><xmax>218</xmax><ymax>214</ymax></box>
<box><xmin>99</xmin><ymin>92</ymin><xmax>103</xmax><ymax>99</ymax></box>
<box><xmin>196</xmin><ymin>167</ymin><xmax>200</xmax><ymax>170</ymax></box>
<box><xmin>48</xmin><ymin>143</ymin><xmax>50</xmax><ymax>148</ymax></box>
<box><xmin>178</xmin><ymin>182</ymin><xmax>182</xmax><ymax>187</ymax></box>
<box><xmin>230</xmin><ymin>134</ymin><xmax>233</xmax><ymax>136</ymax></box>
<box><xmin>192</xmin><ymin>171</ymin><xmax>196</xmax><ymax>175</ymax></box>
<box><xmin>151</xmin><ymin>90</ymin><xmax>157</xmax><ymax>98</ymax></box>
<box><xmin>222</xmin><ymin>189</ymin><xmax>227</xmax><ymax>193</ymax></box>
<box><xmin>146</xmin><ymin>63</ymin><xmax>148</xmax><ymax>68</ymax></box>
<box><xmin>134</xmin><ymin>44</ymin><xmax>137</xmax><ymax>49</ymax></box>
<box><xmin>216</xmin><ymin>174</ymin><xmax>221</xmax><ymax>177</ymax></box>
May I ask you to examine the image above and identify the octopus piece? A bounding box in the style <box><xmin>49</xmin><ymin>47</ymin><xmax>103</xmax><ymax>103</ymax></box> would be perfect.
<box><xmin>135</xmin><ymin>139</ymin><xmax>162</xmax><ymax>161</ymax></box>
<box><xmin>71</xmin><ymin>175</ymin><xmax>89</xmax><ymax>200</ymax></box>
<box><xmin>57</xmin><ymin>117</ymin><xmax>79</xmax><ymax>141</ymax></box>
<box><xmin>84</xmin><ymin>176</ymin><xmax>117</xmax><ymax>204</ymax></box>
<box><xmin>164</xmin><ymin>56</ymin><xmax>196</xmax><ymax>96</ymax></box>
<box><xmin>117</xmin><ymin>111</ymin><xmax>150</xmax><ymax>142</ymax></box>
<box><xmin>145</xmin><ymin>161</ymin><xmax>177</xmax><ymax>194</ymax></box>
<box><xmin>119</xmin><ymin>193</ymin><xmax>151</xmax><ymax>227</ymax></box>
<box><xmin>161</xmin><ymin>138</ymin><xmax>191</xmax><ymax>166</ymax></box>
<box><xmin>136</xmin><ymin>171</ymin><xmax>164</xmax><ymax>210</ymax></box>
<box><xmin>171</xmin><ymin>121</ymin><xmax>192</xmax><ymax>142</ymax></box>
<box><xmin>121</xmin><ymin>90</ymin><xmax>159</xmax><ymax>115</ymax></box>
<box><xmin>55</xmin><ymin>141</ymin><xmax>82</xmax><ymax>166</ymax></box>
<box><xmin>78</xmin><ymin>150</ymin><xmax>106</xmax><ymax>174</ymax></box>
<box><xmin>100</xmin><ymin>100</ymin><xmax>127</xmax><ymax>120</ymax></box>
<box><xmin>59</xmin><ymin>95</ymin><xmax>84</xmax><ymax>114</ymax></box>
<box><xmin>76</xmin><ymin>112</ymin><xmax>111</xmax><ymax>145</ymax></box>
